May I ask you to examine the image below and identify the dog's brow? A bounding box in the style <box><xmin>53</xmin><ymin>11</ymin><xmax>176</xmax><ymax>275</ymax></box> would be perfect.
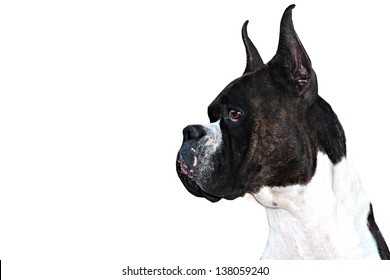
<box><xmin>220</xmin><ymin>95</ymin><xmax>228</xmax><ymax>105</ymax></box>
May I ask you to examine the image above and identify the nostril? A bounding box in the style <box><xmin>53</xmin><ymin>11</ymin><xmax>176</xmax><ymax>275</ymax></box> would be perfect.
<box><xmin>183</xmin><ymin>125</ymin><xmax>207</xmax><ymax>141</ymax></box>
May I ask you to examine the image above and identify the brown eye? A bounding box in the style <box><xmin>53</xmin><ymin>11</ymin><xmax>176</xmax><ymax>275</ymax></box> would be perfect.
<box><xmin>228</xmin><ymin>109</ymin><xmax>242</xmax><ymax>122</ymax></box>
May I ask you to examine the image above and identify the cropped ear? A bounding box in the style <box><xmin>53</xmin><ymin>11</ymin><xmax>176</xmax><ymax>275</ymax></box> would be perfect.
<box><xmin>269</xmin><ymin>5</ymin><xmax>317</xmax><ymax>100</ymax></box>
<box><xmin>242</xmin><ymin>21</ymin><xmax>264</xmax><ymax>74</ymax></box>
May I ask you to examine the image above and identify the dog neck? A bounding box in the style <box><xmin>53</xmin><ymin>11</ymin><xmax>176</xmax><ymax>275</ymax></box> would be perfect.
<box><xmin>251</xmin><ymin>152</ymin><xmax>380</xmax><ymax>259</ymax></box>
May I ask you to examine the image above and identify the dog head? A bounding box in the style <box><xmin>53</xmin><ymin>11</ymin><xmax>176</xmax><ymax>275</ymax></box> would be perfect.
<box><xmin>176</xmin><ymin>5</ymin><xmax>346</xmax><ymax>202</ymax></box>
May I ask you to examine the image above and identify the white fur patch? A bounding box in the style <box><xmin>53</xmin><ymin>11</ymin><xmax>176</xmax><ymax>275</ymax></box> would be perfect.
<box><xmin>251</xmin><ymin>152</ymin><xmax>380</xmax><ymax>259</ymax></box>
<box><xmin>203</xmin><ymin>121</ymin><xmax>222</xmax><ymax>149</ymax></box>
<box><xmin>196</xmin><ymin>121</ymin><xmax>222</xmax><ymax>189</ymax></box>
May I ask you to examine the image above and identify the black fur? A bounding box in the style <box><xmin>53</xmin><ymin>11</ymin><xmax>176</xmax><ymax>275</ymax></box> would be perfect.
<box><xmin>367</xmin><ymin>204</ymin><xmax>390</xmax><ymax>259</ymax></box>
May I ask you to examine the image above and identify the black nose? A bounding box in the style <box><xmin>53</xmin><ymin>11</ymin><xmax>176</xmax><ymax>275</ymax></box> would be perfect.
<box><xmin>182</xmin><ymin>125</ymin><xmax>207</xmax><ymax>142</ymax></box>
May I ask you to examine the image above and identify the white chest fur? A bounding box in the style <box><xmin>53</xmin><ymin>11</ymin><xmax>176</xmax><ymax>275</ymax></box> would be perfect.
<box><xmin>251</xmin><ymin>152</ymin><xmax>380</xmax><ymax>259</ymax></box>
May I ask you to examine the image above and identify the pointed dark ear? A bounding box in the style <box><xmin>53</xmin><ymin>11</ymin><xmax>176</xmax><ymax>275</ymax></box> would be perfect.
<box><xmin>242</xmin><ymin>21</ymin><xmax>264</xmax><ymax>74</ymax></box>
<box><xmin>270</xmin><ymin>5</ymin><xmax>317</xmax><ymax>100</ymax></box>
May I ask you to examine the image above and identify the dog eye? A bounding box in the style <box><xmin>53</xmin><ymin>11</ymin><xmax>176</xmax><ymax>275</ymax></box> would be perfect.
<box><xmin>228</xmin><ymin>109</ymin><xmax>242</xmax><ymax>122</ymax></box>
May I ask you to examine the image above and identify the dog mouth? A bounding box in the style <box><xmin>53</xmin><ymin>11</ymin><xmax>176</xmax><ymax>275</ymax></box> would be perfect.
<box><xmin>177</xmin><ymin>158</ymin><xmax>191</xmax><ymax>177</ymax></box>
<box><xmin>176</xmin><ymin>155</ymin><xmax>221</xmax><ymax>202</ymax></box>
<box><xmin>177</xmin><ymin>148</ymin><xmax>197</xmax><ymax>178</ymax></box>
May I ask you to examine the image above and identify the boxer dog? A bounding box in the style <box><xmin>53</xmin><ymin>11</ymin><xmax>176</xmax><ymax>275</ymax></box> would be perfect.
<box><xmin>176</xmin><ymin>4</ymin><xmax>389</xmax><ymax>259</ymax></box>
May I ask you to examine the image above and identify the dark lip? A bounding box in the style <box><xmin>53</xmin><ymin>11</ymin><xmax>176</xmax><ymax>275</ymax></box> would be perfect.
<box><xmin>176</xmin><ymin>156</ymin><xmax>221</xmax><ymax>202</ymax></box>
<box><xmin>178</xmin><ymin>157</ymin><xmax>189</xmax><ymax>176</ymax></box>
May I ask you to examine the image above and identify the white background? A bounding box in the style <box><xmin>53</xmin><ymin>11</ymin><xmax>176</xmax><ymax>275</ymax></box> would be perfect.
<box><xmin>1</xmin><ymin>0</ymin><xmax>389</xmax><ymax>279</ymax></box>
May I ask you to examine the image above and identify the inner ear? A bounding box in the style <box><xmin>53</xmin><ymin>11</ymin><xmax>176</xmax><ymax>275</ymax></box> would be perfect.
<box><xmin>295</xmin><ymin>64</ymin><xmax>311</xmax><ymax>92</ymax></box>
<box><xmin>269</xmin><ymin>5</ymin><xmax>317</xmax><ymax>100</ymax></box>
